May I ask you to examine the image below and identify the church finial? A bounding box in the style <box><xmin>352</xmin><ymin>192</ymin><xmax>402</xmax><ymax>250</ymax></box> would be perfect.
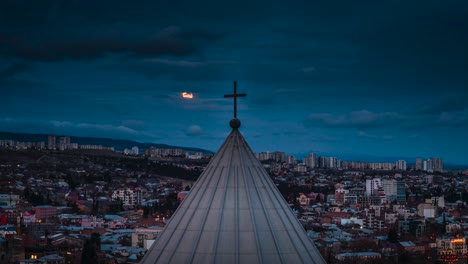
<box><xmin>224</xmin><ymin>81</ymin><xmax>246</xmax><ymax>129</ymax></box>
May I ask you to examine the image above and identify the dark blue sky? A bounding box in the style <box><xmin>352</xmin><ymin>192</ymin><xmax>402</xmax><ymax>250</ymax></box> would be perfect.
<box><xmin>1</xmin><ymin>1</ymin><xmax>467</xmax><ymax>164</ymax></box>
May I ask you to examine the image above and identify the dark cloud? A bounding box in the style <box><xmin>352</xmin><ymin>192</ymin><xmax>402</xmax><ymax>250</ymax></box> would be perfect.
<box><xmin>121</xmin><ymin>120</ymin><xmax>147</xmax><ymax>130</ymax></box>
<box><xmin>0</xmin><ymin>63</ymin><xmax>31</xmax><ymax>78</ymax></box>
<box><xmin>0</xmin><ymin>118</ymin><xmax>164</xmax><ymax>141</ymax></box>
<box><xmin>306</xmin><ymin>109</ymin><xmax>468</xmax><ymax>130</ymax></box>
<box><xmin>306</xmin><ymin>110</ymin><xmax>404</xmax><ymax>129</ymax></box>
<box><xmin>0</xmin><ymin>62</ymin><xmax>43</xmax><ymax>93</ymax></box>
<box><xmin>1</xmin><ymin>0</ymin><xmax>467</xmax><ymax>163</ymax></box>
<box><xmin>416</xmin><ymin>100</ymin><xmax>468</xmax><ymax>115</ymax></box>
<box><xmin>0</xmin><ymin>26</ymin><xmax>222</xmax><ymax>62</ymax></box>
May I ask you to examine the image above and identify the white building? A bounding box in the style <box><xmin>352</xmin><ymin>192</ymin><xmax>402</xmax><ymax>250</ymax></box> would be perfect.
<box><xmin>303</xmin><ymin>153</ymin><xmax>316</xmax><ymax>168</ymax></box>
<box><xmin>112</xmin><ymin>188</ymin><xmax>142</xmax><ymax>208</ymax></box>
<box><xmin>396</xmin><ymin>160</ymin><xmax>407</xmax><ymax>170</ymax></box>
<box><xmin>132</xmin><ymin>146</ymin><xmax>139</xmax><ymax>155</ymax></box>
<box><xmin>424</xmin><ymin>159</ymin><xmax>433</xmax><ymax>172</ymax></box>
<box><xmin>366</xmin><ymin>178</ymin><xmax>382</xmax><ymax>197</ymax></box>
<box><xmin>341</xmin><ymin>217</ymin><xmax>364</xmax><ymax>227</ymax></box>
<box><xmin>58</xmin><ymin>136</ymin><xmax>71</xmax><ymax>150</ymax></box>
<box><xmin>287</xmin><ymin>155</ymin><xmax>297</xmax><ymax>165</ymax></box>
<box><xmin>187</xmin><ymin>152</ymin><xmax>203</xmax><ymax>159</ymax></box>
<box><xmin>132</xmin><ymin>226</ymin><xmax>164</xmax><ymax>249</ymax></box>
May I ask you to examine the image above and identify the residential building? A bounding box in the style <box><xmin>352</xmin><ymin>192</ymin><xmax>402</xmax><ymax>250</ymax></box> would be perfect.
<box><xmin>436</xmin><ymin>237</ymin><xmax>467</xmax><ymax>257</ymax></box>
<box><xmin>303</xmin><ymin>152</ymin><xmax>316</xmax><ymax>168</ymax></box>
<box><xmin>48</xmin><ymin>135</ymin><xmax>56</xmax><ymax>150</ymax></box>
<box><xmin>383</xmin><ymin>179</ymin><xmax>397</xmax><ymax>202</ymax></box>
<box><xmin>33</xmin><ymin>205</ymin><xmax>57</xmax><ymax>221</ymax></box>
<box><xmin>287</xmin><ymin>155</ymin><xmax>296</xmax><ymax>165</ymax></box>
<box><xmin>431</xmin><ymin>158</ymin><xmax>444</xmax><ymax>171</ymax></box>
<box><xmin>416</xmin><ymin>158</ymin><xmax>423</xmax><ymax>170</ymax></box>
<box><xmin>58</xmin><ymin>136</ymin><xmax>71</xmax><ymax>150</ymax></box>
<box><xmin>366</xmin><ymin>178</ymin><xmax>382</xmax><ymax>197</ymax></box>
<box><xmin>111</xmin><ymin>188</ymin><xmax>142</xmax><ymax>208</ymax></box>
<box><xmin>396</xmin><ymin>160</ymin><xmax>407</xmax><ymax>170</ymax></box>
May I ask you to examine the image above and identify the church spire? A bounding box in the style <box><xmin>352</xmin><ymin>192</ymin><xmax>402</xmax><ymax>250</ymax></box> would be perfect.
<box><xmin>140</xmin><ymin>81</ymin><xmax>325</xmax><ymax>264</ymax></box>
<box><xmin>224</xmin><ymin>81</ymin><xmax>246</xmax><ymax>129</ymax></box>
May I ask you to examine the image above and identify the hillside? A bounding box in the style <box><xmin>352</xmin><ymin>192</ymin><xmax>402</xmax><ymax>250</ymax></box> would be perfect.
<box><xmin>0</xmin><ymin>131</ymin><xmax>213</xmax><ymax>154</ymax></box>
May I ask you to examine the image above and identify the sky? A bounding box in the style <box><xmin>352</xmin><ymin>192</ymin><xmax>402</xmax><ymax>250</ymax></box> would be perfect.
<box><xmin>1</xmin><ymin>1</ymin><xmax>467</xmax><ymax>164</ymax></box>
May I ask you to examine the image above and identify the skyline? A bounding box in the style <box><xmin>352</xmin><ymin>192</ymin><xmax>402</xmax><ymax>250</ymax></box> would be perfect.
<box><xmin>1</xmin><ymin>1</ymin><xmax>467</xmax><ymax>164</ymax></box>
<box><xmin>0</xmin><ymin>131</ymin><xmax>452</xmax><ymax>168</ymax></box>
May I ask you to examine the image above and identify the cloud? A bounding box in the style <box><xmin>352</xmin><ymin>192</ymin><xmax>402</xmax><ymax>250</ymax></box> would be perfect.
<box><xmin>143</xmin><ymin>58</ymin><xmax>237</xmax><ymax>68</ymax></box>
<box><xmin>436</xmin><ymin>111</ymin><xmax>468</xmax><ymax>127</ymax></box>
<box><xmin>0</xmin><ymin>26</ymin><xmax>223</xmax><ymax>62</ymax></box>
<box><xmin>358</xmin><ymin>131</ymin><xmax>394</xmax><ymax>140</ymax></box>
<box><xmin>0</xmin><ymin>62</ymin><xmax>41</xmax><ymax>89</ymax></box>
<box><xmin>49</xmin><ymin>120</ymin><xmax>146</xmax><ymax>136</ymax></box>
<box><xmin>301</xmin><ymin>67</ymin><xmax>316</xmax><ymax>73</ymax></box>
<box><xmin>46</xmin><ymin>120</ymin><xmax>163</xmax><ymax>140</ymax></box>
<box><xmin>0</xmin><ymin>63</ymin><xmax>31</xmax><ymax>78</ymax></box>
<box><xmin>416</xmin><ymin>100</ymin><xmax>468</xmax><ymax>115</ymax></box>
<box><xmin>307</xmin><ymin>110</ymin><xmax>403</xmax><ymax>128</ymax></box>
<box><xmin>306</xmin><ymin>108</ymin><xmax>468</xmax><ymax>131</ymax></box>
<box><xmin>121</xmin><ymin>120</ymin><xmax>146</xmax><ymax>130</ymax></box>
<box><xmin>186</xmin><ymin>125</ymin><xmax>203</xmax><ymax>136</ymax></box>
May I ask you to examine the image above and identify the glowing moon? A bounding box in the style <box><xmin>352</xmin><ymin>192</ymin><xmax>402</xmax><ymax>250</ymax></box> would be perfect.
<box><xmin>181</xmin><ymin>92</ymin><xmax>193</xmax><ymax>99</ymax></box>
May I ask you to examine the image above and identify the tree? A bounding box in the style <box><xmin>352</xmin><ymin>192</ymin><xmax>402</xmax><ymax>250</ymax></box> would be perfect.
<box><xmin>81</xmin><ymin>233</ymin><xmax>101</xmax><ymax>264</ymax></box>
<box><xmin>81</xmin><ymin>239</ymin><xmax>97</xmax><ymax>264</ymax></box>
<box><xmin>388</xmin><ymin>227</ymin><xmax>399</xmax><ymax>243</ymax></box>
<box><xmin>143</xmin><ymin>206</ymin><xmax>149</xmax><ymax>218</ymax></box>
<box><xmin>315</xmin><ymin>194</ymin><xmax>322</xmax><ymax>204</ymax></box>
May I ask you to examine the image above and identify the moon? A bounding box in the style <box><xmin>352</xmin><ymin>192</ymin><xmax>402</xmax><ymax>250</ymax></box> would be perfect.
<box><xmin>181</xmin><ymin>92</ymin><xmax>193</xmax><ymax>99</ymax></box>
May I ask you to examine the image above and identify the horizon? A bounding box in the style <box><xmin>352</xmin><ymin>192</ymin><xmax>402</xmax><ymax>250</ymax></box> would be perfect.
<box><xmin>2</xmin><ymin>130</ymin><xmax>466</xmax><ymax>167</ymax></box>
<box><xmin>1</xmin><ymin>1</ymin><xmax>467</xmax><ymax>164</ymax></box>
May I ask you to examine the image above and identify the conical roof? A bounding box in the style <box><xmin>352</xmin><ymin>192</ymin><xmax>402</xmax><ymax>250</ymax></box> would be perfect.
<box><xmin>141</xmin><ymin>122</ymin><xmax>325</xmax><ymax>264</ymax></box>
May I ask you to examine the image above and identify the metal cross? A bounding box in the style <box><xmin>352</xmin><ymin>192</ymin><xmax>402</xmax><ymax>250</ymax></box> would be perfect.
<box><xmin>224</xmin><ymin>81</ymin><xmax>247</xmax><ymax>118</ymax></box>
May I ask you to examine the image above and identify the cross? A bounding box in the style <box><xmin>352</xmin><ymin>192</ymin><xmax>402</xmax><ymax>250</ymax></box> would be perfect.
<box><xmin>224</xmin><ymin>81</ymin><xmax>247</xmax><ymax>118</ymax></box>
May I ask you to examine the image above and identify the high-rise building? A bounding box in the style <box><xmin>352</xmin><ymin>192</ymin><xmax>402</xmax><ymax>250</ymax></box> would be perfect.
<box><xmin>328</xmin><ymin>157</ymin><xmax>340</xmax><ymax>168</ymax></box>
<box><xmin>58</xmin><ymin>136</ymin><xmax>71</xmax><ymax>150</ymax></box>
<box><xmin>415</xmin><ymin>158</ymin><xmax>423</xmax><ymax>170</ymax></box>
<box><xmin>431</xmin><ymin>158</ymin><xmax>443</xmax><ymax>171</ymax></box>
<box><xmin>270</xmin><ymin>151</ymin><xmax>285</xmax><ymax>162</ymax></box>
<box><xmin>48</xmin><ymin>135</ymin><xmax>56</xmax><ymax>150</ymax></box>
<box><xmin>383</xmin><ymin>179</ymin><xmax>397</xmax><ymax>202</ymax></box>
<box><xmin>286</xmin><ymin>155</ymin><xmax>296</xmax><ymax>165</ymax></box>
<box><xmin>316</xmin><ymin>156</ymin><xmax>340</xmax><ymax>168</ymax></box>
<box><xmin>396</xmin><ymin>160</ymin><xmax>407</xmax><ymax>170</ymax></box>
<box><xmin>303</xmin><ymin>152</ymin><xmax>316</xmax><ymax>168</ymax></box>
<box><xmin>423</xmin><ymin>159</ymin><xmax>433</xmax><ymax>172</ymax></box>
<box><xmin>396</xmin><ymin>180</ymin><xmax>406</xmax><ymax>203</ymax></box>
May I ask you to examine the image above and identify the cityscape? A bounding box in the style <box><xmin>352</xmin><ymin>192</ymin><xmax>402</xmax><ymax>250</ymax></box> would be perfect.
<box><xmin>0</xmin><ymin>133</ymin><xmax>467</xmax><ymax>263</ymax></box>
<box><xmin>1</xmin><ymin>0</ymin><xmax>468</xmax><ymax>263</ymax></box>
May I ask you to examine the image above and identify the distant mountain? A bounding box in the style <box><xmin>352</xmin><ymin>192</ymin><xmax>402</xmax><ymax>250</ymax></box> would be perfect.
<box><xmin>0</xmin><ymin>131</ymin><xmax>214</xmax><ymax>154</ymax></box>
